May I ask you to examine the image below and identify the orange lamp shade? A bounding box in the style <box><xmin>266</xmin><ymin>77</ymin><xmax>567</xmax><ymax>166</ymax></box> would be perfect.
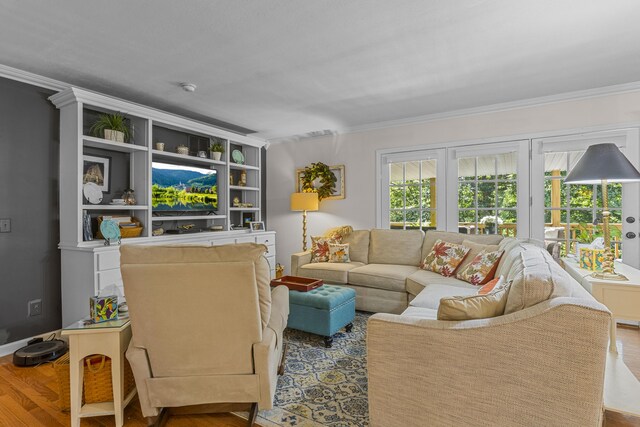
<box><xmin>290</xmin><ymin>192</ymin><xmax>319</xmax><ymax>211</ymax></box>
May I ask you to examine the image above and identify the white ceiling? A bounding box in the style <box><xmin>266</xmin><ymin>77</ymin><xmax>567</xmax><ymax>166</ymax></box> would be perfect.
<box><xmin>2</xmin><ymin>1</ymin><xmax>640</xmax><ymax>140</ymax></box>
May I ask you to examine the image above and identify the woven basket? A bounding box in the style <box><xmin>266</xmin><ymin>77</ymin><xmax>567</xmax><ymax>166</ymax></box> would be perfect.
<box><xmin>54</xmin><ymin>353</ymin><xmax>135</xmax><ymax>411</ymax></box>
<box><xmin>96</xmin><ymin>216</ymin><xmax>143</xmax><ymax>239</ymax></box>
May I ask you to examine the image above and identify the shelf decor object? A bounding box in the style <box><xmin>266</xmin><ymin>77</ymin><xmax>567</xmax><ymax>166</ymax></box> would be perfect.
<box><xmin>565</xmin><ymin>143</ymin><xmax>640</xmax><ymax>280</ymax></box>
<box><xmin>210</xmin><ymin>142</ymin><xmax>224</xmax><ymax>161</ymax></box>
<box><xmin>83</xmin><ymin>154</ymin><xmax>111</xmax><ymax>193</ymax></box>
<box><xmin>232</xmin><ymin>149</ymin><xmax>245</xmax><ymax>164</ymax></box>
<box><xmin>290</xmin><ymin>192</ymin><xmax>319</xmax><ymax>251</ymax></box>
<box><xmin>89</xmin><ymin>112</ymin><xmax>130</xmax><ymax>143</ymax></box>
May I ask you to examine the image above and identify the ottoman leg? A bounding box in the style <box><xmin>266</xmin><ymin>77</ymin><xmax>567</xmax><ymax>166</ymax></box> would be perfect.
<box><xmin>324</xmin><ymin>337</ymin><xmax>333</xmax><ymax>348</ymax></box>
<box><xmin>345</xmin><ymin>323</ymin><xmax>353</xmax><ymax>333</ymax></box>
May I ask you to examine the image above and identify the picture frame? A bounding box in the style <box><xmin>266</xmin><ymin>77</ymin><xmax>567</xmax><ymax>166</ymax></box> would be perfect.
<box><xmin>249</xmin><ymin>221</ymin><xmax>265</xmax><ymax>232</ymax></box>
<box><xmin>83</xmin><ymin>154</ymin><xmax>111</xmax><ymax>193</ymax></box>
<box><xmin>296</xmin><ymin>164</ymin><xmax>345</xmax><ymax>200</ymax></box>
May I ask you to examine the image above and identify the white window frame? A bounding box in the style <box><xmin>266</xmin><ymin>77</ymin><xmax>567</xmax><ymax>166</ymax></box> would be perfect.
<box><xmin>445</xmin><ymin>140</ymin><xmax>531</xmax><ymax>237</ymax></box>
<box><xmin>531</xmin><ymin>129</ymin><xmax>640</xmax><ymax>268</ymax></box>
<box><xmin>377</xmin><ymin>148</ymin><xmax>446</xmax><ymax>230</ymax></box>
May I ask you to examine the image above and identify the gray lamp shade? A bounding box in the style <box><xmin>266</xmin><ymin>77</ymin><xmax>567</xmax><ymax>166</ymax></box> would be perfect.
<box><xmin>564</xmin><ymin>143</ymin><xmax>640</xmax><ymax>184</ymax></box>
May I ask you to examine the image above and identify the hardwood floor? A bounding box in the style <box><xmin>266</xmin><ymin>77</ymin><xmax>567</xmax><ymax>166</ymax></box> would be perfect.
<box><xmin>0</xmin><ymin>325</ymin><xmax>638</xmax><ymax>426</ymax></box>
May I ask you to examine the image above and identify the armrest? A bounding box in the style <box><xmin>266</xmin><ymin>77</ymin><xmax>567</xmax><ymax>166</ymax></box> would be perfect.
<box><xmin>125</xmin><ymin>341</ymin><xmax>158</xmax><ymax>418</ymax></box>
<box><xmin>367</xmin><ymin>298</ymin><xmax>611</xmax><ymax>427</ymax></box>
<box><xmin>253</xmin><ymin>326</ymin><xmax>279</xmax><ymax>409</ymax></box>
<box><xmin>290</xmin><ymin>251</ymin><xmax>312</xmax><ymax>276</ymax></box>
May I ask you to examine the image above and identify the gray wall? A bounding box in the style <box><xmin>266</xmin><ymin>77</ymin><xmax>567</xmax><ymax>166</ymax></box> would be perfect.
<box><xmin>0</xmin><ymin>77</ymin><xmax>60</xmax><ymax>345</ymax></box>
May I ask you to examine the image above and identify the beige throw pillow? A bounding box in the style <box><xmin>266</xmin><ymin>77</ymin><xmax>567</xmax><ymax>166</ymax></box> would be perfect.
<box><xmin>437</xmin><ymin>281</ymin><xmax>511</xmax><ymax>321</ymax></box>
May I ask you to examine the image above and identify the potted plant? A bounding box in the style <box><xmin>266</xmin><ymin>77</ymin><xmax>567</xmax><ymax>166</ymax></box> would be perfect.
<box><xmin>210</xmin><ymin>143</ymin><xmax>224</xmax><ymax>161</ymax></box>
<box><xmin>89</xmin><ymin>112</ymin><xmax>130</xmax><ymax>143</ymax></box>
<box><xmin>479</xmin><ymin>215</ymin><xmax>503</xmax><ymax>234</ymax></box>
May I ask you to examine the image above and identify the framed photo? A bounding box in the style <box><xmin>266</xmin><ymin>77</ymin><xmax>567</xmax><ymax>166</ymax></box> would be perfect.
<box><xmin>296</xmin><ymin>164</ymin><xmax>345</xmax><ymax>200</ymax></box>
<box><xmin>83</xmin><ymin>154</ymin><xmax>111</xmax><ymax>193</ymax></box>
<box><xmin>249</xmin><ymin>221</ymin><xmax>265</xmax><ymax>232</ymax></box>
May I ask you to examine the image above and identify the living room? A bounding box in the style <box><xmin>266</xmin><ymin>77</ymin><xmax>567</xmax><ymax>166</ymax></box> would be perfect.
<box><xmin>1</xmin><ymin>1</ymin><xmax>640</xmax><ymax>426</ymax></box>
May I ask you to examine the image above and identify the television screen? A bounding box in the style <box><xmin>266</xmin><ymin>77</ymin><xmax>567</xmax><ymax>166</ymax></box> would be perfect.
<box><xmin>152</xmin><ymin>162</ymin><xmax>217</xmax><ymax>212</ymax></box>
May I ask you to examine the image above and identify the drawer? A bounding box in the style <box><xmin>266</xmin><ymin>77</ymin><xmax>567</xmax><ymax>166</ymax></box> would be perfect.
<box><xmin>235</xmin><ymin>236</ymin><xmax>256</xmax><ymax>244</ymax></box>
<box><xmin>97</xmin><ymin>251</ymin><xmax>120</xmax><ymax>271</ymax></box>
<box><xmin>256</xmin><ymin>235</ymin><xmax>274</xmax><ymax>246</ymax></box>
<box><xmin>211</xmin><ymin>238</ymin><xmax>237</xmax><ymax>246</ymax></box>
<box><xmin>97</xmin><ymin>268</ymin><xmax>123</xmax><ymax>291</ymax></box>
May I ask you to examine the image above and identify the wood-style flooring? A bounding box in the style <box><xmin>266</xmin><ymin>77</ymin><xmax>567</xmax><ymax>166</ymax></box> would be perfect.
<box><xmin>0</xmin><ymin>326</ymin><xmax>638</xmax><ymax>426</ymax></box>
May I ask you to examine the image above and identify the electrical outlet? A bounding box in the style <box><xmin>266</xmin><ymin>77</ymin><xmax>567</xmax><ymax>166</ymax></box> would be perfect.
<box><xmin>0</xmin><ymin>219</ymin><xmax>10</xmax><ymax>233</ymax></box>
<box><xmin>28</xmin><ymin>299</ymin><xmax>42</xmax><ymax>317</ymax></box>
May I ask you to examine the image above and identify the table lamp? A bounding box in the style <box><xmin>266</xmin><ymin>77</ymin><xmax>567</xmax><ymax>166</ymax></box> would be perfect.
<box><xmin>290</xmin><ymin>192</ymin><xmax>319</xmax><ymax>251</ymax></box>
<box><xmin>565</xmin><ymin>143</ymin><xmax>640</xmax><ymax>280</ymax></box>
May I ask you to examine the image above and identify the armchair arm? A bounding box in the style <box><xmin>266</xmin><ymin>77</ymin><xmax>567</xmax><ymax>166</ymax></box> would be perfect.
<box><xmin>290</xmin><ymin>251</ymin><xmax>312</xmax><ymax>276</ymax></box>
<box><xmin>367</xmin><ymin>298</ymin><xmax>611</xmax><ymax>427</ymax></box>
<box><xmin>126</xmin><ymin>341</ymin><xmax>158</xmax><ymax>418</ymax></box>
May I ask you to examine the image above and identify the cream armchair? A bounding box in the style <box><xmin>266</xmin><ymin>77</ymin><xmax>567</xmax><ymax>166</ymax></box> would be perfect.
<box><xmin>120</xmin><ymin>243</ymin><xmax>289</xmax><ymax>426</ymax></box>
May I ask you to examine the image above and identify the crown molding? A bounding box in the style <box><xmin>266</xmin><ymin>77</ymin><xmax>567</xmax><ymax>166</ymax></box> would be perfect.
<box><xmin>0</xmin><ymin>63</ymin><xmax>68</xmax><ymax>91</ymax></box>
<box><xmin>267</xmin><ymin>80</ymin><xmax>640</xmax><ymax>143</ymax></box>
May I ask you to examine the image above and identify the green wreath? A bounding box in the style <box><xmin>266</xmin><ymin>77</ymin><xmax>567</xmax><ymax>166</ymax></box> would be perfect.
<box><xmin>300</xmin><ymin>162</ymin><xmax>337</xmax><ymax>201</ymax></box>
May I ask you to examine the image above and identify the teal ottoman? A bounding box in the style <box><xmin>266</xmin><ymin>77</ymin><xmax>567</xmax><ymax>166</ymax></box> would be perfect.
<box><xmin>287</xmin><ymin>284</ymin><xmax>356</xmax><ymax>347</ymax></box>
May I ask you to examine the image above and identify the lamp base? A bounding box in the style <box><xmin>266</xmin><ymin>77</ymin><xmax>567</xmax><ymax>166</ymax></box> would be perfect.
<box><xmin>591</xmin><ymin>271</ymin><xmax>628</xmax><ymax>281</ymax></box>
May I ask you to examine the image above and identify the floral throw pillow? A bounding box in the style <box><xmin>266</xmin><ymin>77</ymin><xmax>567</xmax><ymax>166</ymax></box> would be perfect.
<box><xmin>421</xmin><ymin>239</ymin><xmax>470</xmax><ymax>277</ymax></box>
<box><xmin>328</xmin><ymin>243</ymin><xmax>350</xmax><ymax>263</ymax></box>
<box><xmin>456</xmin><ymin>249</ymin><xmax>505</xmax><ymax>285</ymax></box>
<box><xmin>310</xmin><ymin>236</ymin><xmax>340</xmax><ymax>263</ymax></box>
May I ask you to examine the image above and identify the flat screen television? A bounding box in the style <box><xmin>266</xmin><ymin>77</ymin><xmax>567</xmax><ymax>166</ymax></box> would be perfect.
<box><xmin>152</xmin><ymin>162</ymin><xmax>217</xmax><ymax>213</ymax></box>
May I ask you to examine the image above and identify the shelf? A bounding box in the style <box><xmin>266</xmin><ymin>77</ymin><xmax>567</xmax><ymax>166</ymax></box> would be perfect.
<box><xmin>83</xmin><ymin>136</ymin><xmax>148</xmax><ymax>153</ymax></box>
<box><xmin>230</xmin><ymin>186</ymin><xmax>259</xmax><ymax>191</ymax></box>
<box><xmin>229</xmin><ymin>207</ymin><xmax>260</xmax><ymax>211</ymax></box>
<box><xmin>229</xmin><ymin>163</ymin><xmax>259</xmax><ymax>171</ymax></box>
<box><xmin>152</xmin><ymin>149</ymin><xmax>226</xmax><ymax>166</ymax></box>
<box><xmin>82</xmin><ymin>205</ymin><xmax>149</xmax><ymax>210</ymax></box>
<box><xmin>151</xmin><ymin>215</ymin><xmax>226</xmax><ymax>222</ymax></box>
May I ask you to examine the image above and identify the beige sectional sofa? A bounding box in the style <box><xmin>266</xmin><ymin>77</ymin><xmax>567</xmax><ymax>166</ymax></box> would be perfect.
<box><xmin>291</xmin><ymin>229</ymin><xmax>503</xmax><ymax>313</ymax></box>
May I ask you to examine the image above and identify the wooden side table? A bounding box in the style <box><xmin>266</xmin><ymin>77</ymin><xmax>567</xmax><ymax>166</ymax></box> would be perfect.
<box><xmin>562</xmin><ymin>257</ymin><xmax>640</xmax><ymax>353</ymax></box>
<box><xmin>61</xmin><ymin>318</ymin><xmax>137</xmax><ymax>427</ymax></box>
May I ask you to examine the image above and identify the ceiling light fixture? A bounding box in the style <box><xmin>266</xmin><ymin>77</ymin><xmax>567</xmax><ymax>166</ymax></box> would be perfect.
<box><xmin>180</xmin><ymin>82</ymin><xmax>197</xmax><ymax>92</ymax></box>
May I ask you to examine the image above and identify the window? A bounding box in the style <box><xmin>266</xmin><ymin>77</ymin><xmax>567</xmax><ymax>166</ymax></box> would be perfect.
<box><xmin>378</xmin><ymin>149</ymin><xmax>446</xmax><ymax>231</ymax></box>
<box><xmin>543</xmin><ymin>150</ymin><xmax>622</xmax><ymax>257</ymax></box>
<box><xmin>389</xmin><ymin>159</ymin><xmax>437</xmax><ymax>230</ymax></box>
<box><xmin>457</xmin><ymin>152</ymin><xmax>518</xmax><ymax>236</ymax></box>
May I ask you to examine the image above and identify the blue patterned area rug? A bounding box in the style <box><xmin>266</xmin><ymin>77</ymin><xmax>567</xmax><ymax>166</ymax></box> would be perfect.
<box><xmin>239</xmin><ymin>311</ymin><xmax>371</xmax><ymax>427</ymax></box>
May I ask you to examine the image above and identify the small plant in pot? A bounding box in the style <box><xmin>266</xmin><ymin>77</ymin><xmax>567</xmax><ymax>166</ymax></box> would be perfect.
<box><xmin>210</xmin><ymin>143</ymin><xmax>224</xmax><ymax>161</ymax></box>
<box><xmin>89</xmin><ymin>112</ymin><xmax>130</xmax><ymax>143</ymax></box>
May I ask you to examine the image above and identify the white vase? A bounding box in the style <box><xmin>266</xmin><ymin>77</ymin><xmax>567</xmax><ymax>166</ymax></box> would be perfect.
<box><xmin>211</xmin><ymin>151</ymin><xmax>222</xmax><ymax>161</ymax></box>
<box><xmin>104</xmin><ymin>129</ymin><xmax>125</xmax><ymax>143</ymax></box>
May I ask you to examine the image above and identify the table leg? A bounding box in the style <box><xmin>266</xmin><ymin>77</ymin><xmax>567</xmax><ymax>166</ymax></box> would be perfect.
<box><xmin>111</xmin><ymin>347</ymin><xmax>124</xmax><ymax>427</ymax></box>
<box><xmin>69</xmin><ymin>338</ymin><xmax>83</xmax><ymax>427</ymax></box>
<box><xmin>610</xmin><ymin>318</ymin><xmax>618</xmax><ymax>353</ymax></box>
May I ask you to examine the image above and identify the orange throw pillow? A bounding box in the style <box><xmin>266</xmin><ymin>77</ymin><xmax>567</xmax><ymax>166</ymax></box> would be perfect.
<box><xmin>478</xmin><ymin>276</ymin><xmax>505</xmax><ymax>295</ymax></box>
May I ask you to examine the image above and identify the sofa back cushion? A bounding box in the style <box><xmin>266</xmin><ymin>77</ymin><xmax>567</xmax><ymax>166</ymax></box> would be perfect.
<box><xmin>504</xmin><ymin>243</ymin><xmax>591</xmax><ymax>314</ymax></box>
<box><xmin>369</xmin><ymin>229</ymin><xmax>424</xmax><ymax>266</ymax></box>
<box><xmin>343</xmin><ymin>230</ymin><xmax>370</xmax><ymax>264</ymax></box>
<box><xmin>421</xmin><ymin>231</ymin><xmax>503</xmax><ymax>261</ymax></box>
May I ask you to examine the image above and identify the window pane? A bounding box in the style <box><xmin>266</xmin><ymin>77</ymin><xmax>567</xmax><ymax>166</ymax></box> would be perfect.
<box><xmin>405</xmin><ymin>161</ymin><xmax>420</xmax><ymax>184</ymax></box>
<box><xmin>478</xmin><ymin>210</ymin><xmax>497</xmax><ymax>234</ymax></box>
<box><xmin>497</xmin><ymin>181</ymin><xmax>517</xmax><ymax>207</ymax></box>
<box><xmin>544</xmin><ymin>178</ymin><xmax>567</xmax><ymax>208</ymax></box>
<box><xmin>458</xmin><ymin>210</ymin><xmax>477</xmax><ymax>234</ymax></box>
<box><xmin>390</xmin><ymin>210</ymin><xmax>404</xmax><ymax>223</ymax></box>
<box><xmin>458</xmin><ymin>182</ymin><xmax>475</xmax><ymax>208</ymax></box>
<box><xmin>477</xmin><ymin>156</ymin><xmax>496</xmax><ymax>180</ymax></box>
<box><xmin>571</xmin><ymin>209</ymin><xmax>593</xmax><ymax>224</ymax></box>
<box><xmin>496</xmin><ymin>151</ymin><xmax>517</xmax><ymax>179</ymax></box>
<box><xmin>421</xmin><ymin>184</ymin><xmax>434</xmax><ymax>209</ymax></box>
<box><xmin>544</xmin><ymin>152</ymin><xmax>568</xmax><ymax>177</ymax></box>
<box><xmin>458</xmin><ymin>158</ymin><xmax>475</xmax><ymax>180</ymax></box>
<box><xmin>389</xmin><ymin>163</ymin><xmax>403</xmax><ymax>185</ymax></box>
<box><xmin>421</xmin><ymin>210</ymin><xmax>435</xmax><ymax>229</ymax></box>
<box><xmin>477</xmin><ymin>182</ymin><xmax>496</xmax><ymax>208</ymax></box>
<box><xmin>421</xmin><ymin>159</ymin><xmax>437</xmax><ymax>183</ymax></box>
<box><xmin>405</xmin><ymin>209</ymin><xmax>420</xmax><ymax>227</ymax></box>
<box><xmin>597</xmin><ymin>183</ymin><xmax>622</xmax><ymax>208</ymax></box>
<box><xmin>389</xmin><ymin>186</ymin><xmax>404</xmax><ymax>209</ymax></box>
<box><xmin>569</xmin><ymin>185</ymin><xmax>594</xmax><ymax>208</ymax></box>
<box><xmin>405</xmin><ymin>185</ymin><xmax>420</xmax><ymax>209</ymax></box>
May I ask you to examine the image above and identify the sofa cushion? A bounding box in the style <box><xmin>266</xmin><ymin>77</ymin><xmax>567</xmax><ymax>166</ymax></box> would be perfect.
<box><xmin>406</xmin><ymin>269</ymin><xmax>475</xmax><ymax>296</ymax></box>
<box><xmin>369</xmin><ymin>229</ymin><xmax>424</xmax><ymax>266</ymax></box>
<box><xmin>343</xmin><ymin>230</ymin><xmax>370</xmax><ymax>264</ymax></box>
<box><xmin>495</xmin><ymin>239</ymin><xmax>528</xmax><ymax>278</ymax></box>
<box><xmin>504</xmin><ymin>248</ymin><xmax>557</xmax><ymax>314</ymax></box>
<box><xmin>348</xmin><ymin>264</ymin><xmax>419</xmax><ymax>292</ymax></box>
<box><xmin>421</xmin><ymin>239</ymin><xmax>470</xmax><ymax>277</ymax></box>
<box><xmin>401</xmin><ymin>306</ymin><xmax>438</xmax><ymax>320</ymax></box>
<box><xmin>299</xmin><ymin>262</ymin><xmax>365</xmax><ymax>284</ymax></box>
<box><xmin>421</xmin><ymin>230</ymin><xmax>503</xmax><ymax>262</ymax></box>
<box><xmin>409</xmin><ymin>284</ymin><xmax>478</xmax><ymax>310</ymax></box>
<box><xmin>437</xmin><ymin>281</ymin><xmax>511</xmax><ymax>321</ymax></box>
